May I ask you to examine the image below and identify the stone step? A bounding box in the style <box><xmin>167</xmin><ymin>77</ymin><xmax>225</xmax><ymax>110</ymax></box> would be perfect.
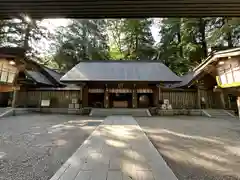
<box><xmin>90</xmin><ymin>108</ymin><xmax>151</xmax><ymax>117</ymax></box>
<box><xmin>205</xmin><ymin>109</ymin><xmax>237</xmax><ymax>119</ymax></box>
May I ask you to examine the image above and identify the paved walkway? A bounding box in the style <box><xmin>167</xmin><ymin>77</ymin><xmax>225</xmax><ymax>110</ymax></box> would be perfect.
<box><xmin>50</xmin><ymin>116</ymin><xmax>178</xmax><ymax>180</ymax></box>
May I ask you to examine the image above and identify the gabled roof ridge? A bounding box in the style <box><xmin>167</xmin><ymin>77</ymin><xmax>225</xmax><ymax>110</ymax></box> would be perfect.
<box><xmin>194</xmin><ymin>47</ymin><xmax>240</xmax><ymax>72</ymax></box>
<box><xmin>175</xmin><ymin>47</ymin><xmax>240</xmax><ymax>88</ymax></box>
<box><xmin>24</xmin><ymin>58</ymin><xmax>64</xmax><ymax>86</ymax></box>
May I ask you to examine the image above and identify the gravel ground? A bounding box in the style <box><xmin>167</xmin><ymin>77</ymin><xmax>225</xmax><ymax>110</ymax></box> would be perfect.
<box><xmin>0</xmin><ymin>114</ymin><xmax>103</xmax><ymax>180</ymax></box>
<box><xmin>136</xmin><ymin>116</ymin><xmax>240</xmax><ymax>180</ymax></box>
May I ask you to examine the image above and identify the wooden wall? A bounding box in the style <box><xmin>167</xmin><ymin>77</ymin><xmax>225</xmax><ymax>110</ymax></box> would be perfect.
<box><xmin>199</xmin><ymin>89</ymin><xmax>223</xmax><ymax>109</ymax></box>
<box><xmin>160</xmin><ymin>90</ymin><xmax>198</xmax><ymax>109</ymax></box>
<box><xmin>16</xmin><ymin>90</ymin><xmax>82</xmax><ymax>108</ymax></box>
<box><xmin>16</xmin><ymin>88</ymin><xmax>224</xmax><ymax>109</ymax></box>
<box><xmin>16</xmin><ymin>91</ymin><xmax>40</xmax><ymax>107</ymax></box>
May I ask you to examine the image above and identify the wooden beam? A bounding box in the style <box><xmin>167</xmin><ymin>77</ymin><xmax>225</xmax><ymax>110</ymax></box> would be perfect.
<box><xmin>0</xmin><ymin>85</ymin><xmax>20</xmax><ymax>92</ymax></box>
<box><xmin>2</xmin><ymin>0</ymin><xmax>240</xmax><ymax>18</ymax></box>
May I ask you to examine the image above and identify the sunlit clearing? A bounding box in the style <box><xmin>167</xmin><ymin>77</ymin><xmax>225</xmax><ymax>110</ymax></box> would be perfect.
<box><xmin>159</xmin><ymin>129</ymin><xmax>224</xmax><ymax>144</ymax></box>
<box><xmin>225</xmin><ymin>146</ymin><xmax>240</xmax><ymax>156</ymax></box>
<box><xmin>89</xmin><ymin>152</ymin><xmax>102</xmax><ymax>160</ymax></box>
<box><xmin>0</xmin><ymin>152</ymin><xmax>6</xmax><ymax>159</ymax></box>
<box><xmin>124</xmin><ymin>149</ymin><xmax>145</xmax><ymax>161</ymax></box>
<box><xmin>161</xmin><ymin>147</ymin><xmax>230</xmax><ymax>172</ymax></box>
<box><xmin>150</xmin><ymin>134</ymin><xmax>172</xmax><ymax>142</ymax></box>
<box><xmin>106</xmin><ymin>139</ymin><xmax>126</xmax><ymax>148</ymax></box>
<box><xmin>51</xmin><ymin>124</ymin><xmax>64</xmax><ymax>128</ymax></box>
<box><xmin>104</xmin><ymin>126</ymin><xmax>134</xmax><ymax>139</ymax></box>
<box><xmin>191</xmin><ymin>149</ymin><xmax>229</xmax><ymax>163</ymax></box>
<box><xmin>160</xmin><ymin>145</ymin><xmax>236</xmax><ymax>176</ymax></box>
<box><xmin>54</xmin><ymin>139</ymin><xmax>67</xmax><ymax>146</ymax></box>
<box><xmin>121</xmin><ymin>159</ymin><xmax>136</xmax><ymax>179</ymax></box>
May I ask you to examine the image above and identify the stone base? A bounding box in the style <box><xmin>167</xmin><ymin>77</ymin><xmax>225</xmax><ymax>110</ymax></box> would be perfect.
<box><xmin>156</xmin><ymin>109</ymin><xmax>203</xmax><ymax>116</ymax></box>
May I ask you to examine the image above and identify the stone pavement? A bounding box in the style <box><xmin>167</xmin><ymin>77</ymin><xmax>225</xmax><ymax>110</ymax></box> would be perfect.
<box><xmin>50</xmin><ymin>116</ymin><xmax>178</xmax><ymax>180</ymax></box>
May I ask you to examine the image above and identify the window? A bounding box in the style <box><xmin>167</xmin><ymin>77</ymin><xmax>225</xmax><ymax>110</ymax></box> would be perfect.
<box><xmin>1</xmin><ymin>70</ymin><xmax>8</xmax><ymax>82</ymax></box>
<box><xmin>233</xmin><ymin>65</ymin><xmax>240</xmax><ymax>82</ymax></box>
<box><xmin>218</xmin><ymin>60</ymin><xmax>240</xmax><ymax>85</ymax></box>
<box><xmin>0</xmin><ymin>60</ymin><xmax>17</xmax><ymax>84</ymax></box>
<box><xmin>7</xmin><ymin>72</ymin><xmax>15</xmax><ymax>83</ymax></box>
<box><xmin>220</xmin><ymin>74</ymin><xmax>227</xmax><ymax>84</ymax></box>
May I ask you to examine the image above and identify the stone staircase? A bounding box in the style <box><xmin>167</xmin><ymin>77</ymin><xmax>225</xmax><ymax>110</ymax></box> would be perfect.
<box><xmin>90</xmin><ymin>108</ymin><xmax>151</xmax><ymax>117</ymax></box>
<box><xmin>204</xmin><ymin>109</ymin><xmax>237</xmax><ymax>119</ymax></box>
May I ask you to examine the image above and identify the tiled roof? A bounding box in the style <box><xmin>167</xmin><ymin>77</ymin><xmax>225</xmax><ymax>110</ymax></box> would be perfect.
<box><xmin>61</xmin><ymin>61</ymin><xmax>181</xmax><ymax>82</ymax></box>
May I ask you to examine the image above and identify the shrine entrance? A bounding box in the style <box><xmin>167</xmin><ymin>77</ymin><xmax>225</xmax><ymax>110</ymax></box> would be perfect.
<box><xmin>109</xmin><ymin>89</ymin><xmax>132</xmax><ymax>108</ymax></box>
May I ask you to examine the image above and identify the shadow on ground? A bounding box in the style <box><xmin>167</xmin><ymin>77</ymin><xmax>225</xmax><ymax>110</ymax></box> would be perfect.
<box><xmin>137</xmin><ymin>116</ymin><xmax>240</xmax><ymax>180</ymax></box>
<box><xmin>0</xmin><ymin>114</ymin><xmax>103</xmax><ymax>180</ymax></box>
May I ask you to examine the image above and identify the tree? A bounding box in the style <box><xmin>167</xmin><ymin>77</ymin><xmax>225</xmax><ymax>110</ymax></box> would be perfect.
<box><xmin>0</xmin><ymin>17</ymin><xmax>50</xmax><ymax>59</ymax></box>
<box><xmin>107</xmin><ymin>18</ymin><xmax>155</xmax><ymax>60</ymax></box>
<box><xmin>53</xmin><ymin>19</ymin><xmax>110</xmax><ymax>70</ymax></box>
<box><xmin>107</xmin><ymin>19</ymin><xmax>125</xmax><ymax>59</ymax></box>
<box><xmin>157</xmin><ymin>18</ymin><xmax>213</xmax><ymax>75</ymax></box>
<box><xmin>121</xmin><ymin>19</ymin><xmax>155</xmax><ymax>60</ymax></box>
<box><xmin>207</xmin><ymin>17</ymin><xmax>240</xmax><ymax>48</ymax></box>
<box><xmin>156</xmin><ymin>18</ymin><xmax>190</xmax><ymax>75</ymax></box>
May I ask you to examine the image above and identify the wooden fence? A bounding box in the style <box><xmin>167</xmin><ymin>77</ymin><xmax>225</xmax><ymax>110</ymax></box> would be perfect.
<box><xmin>16</xmin><ymin>88</ymin><xmax>223</xmax><ymax>109</ymax></box>
<box><xmin>200</xmin><ymin>90</ymin><xmax>224</xmax><ymax>109</ymax></box>
<box><xmin>16</xmin><ymin>90</ymin><xmax>82</xmax><ymax>108</ymax></box>
<box><xmin>160</xmin><ymin>90</ymin><xmax>198</xmax><ymax>109</ymax></box>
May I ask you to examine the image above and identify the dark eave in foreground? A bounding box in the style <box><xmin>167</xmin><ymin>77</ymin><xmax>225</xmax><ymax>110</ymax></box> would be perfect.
<box><xmin>1</xmin><ymin>0</ymin><xmax>240</xmax><ymax>18</ymax></box>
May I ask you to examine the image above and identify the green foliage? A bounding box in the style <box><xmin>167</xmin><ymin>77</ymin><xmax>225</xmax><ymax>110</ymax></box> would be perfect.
<box><xmin>109</xmin><ymin>46</ymin><xmax>124</xmax><ymax>60</ymax></box>
<box><xmin>1</xmin><ymin>17</ymin><xmax>240</xmax><ymax>75</ymax></box>
<box><xmin>156</xmin><ymin>18</ymin><xmax>190</xmax><ymax>75</ymax></box>
<box><xmin>53</xmin><ymin>19</ymin><xmax>110</xmax><ymax>70</ymax></box>
<box><xmin>156</xmin><ymin>17</ymin><xmax>240</xmax><ymax>75</ymax></box>
<box><xmin>107</xmin><ymin>19</ymin><xmax>155</xmax><ymax>60</ymax></box>
<box><xmin>207</xmin><ymin>17</ymin><xmax>240</xmax><ymax>48</ymax></box>
<box><xmin>0</xmin><ymin>18</ymin><xmax>50</xmax><ymax>59</ymax></box>
<box><xmin>121</xmin><ymin>19</ymin><xmax>155</xmax><ymax>60</ymax></box>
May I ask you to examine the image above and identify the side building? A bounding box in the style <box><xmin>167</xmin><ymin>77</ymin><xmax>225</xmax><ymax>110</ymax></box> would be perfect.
<box><xmin>0</xmin><ymin>47</ymin><xmax>80</xmax><ymax>110</ymax></box>
<box><xmin>174</xmin><ymin>47</ymin><xmax>240</xmax><ymax>115</ymax></box>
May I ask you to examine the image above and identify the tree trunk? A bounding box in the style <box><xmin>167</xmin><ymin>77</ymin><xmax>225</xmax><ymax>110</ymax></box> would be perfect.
<box><xmin>23</xmin><ymin>23</ymin><xmax>31</xmax><ymax>51</ymax></box>
<box><xmin>225</xmin><ymin>18</ymin><xmax>233</xmax><ymax>48</ymax></box>
<box><xmin>199</xmin><ymin>18</ymin><xmax>207</xmax><ymax>58</ymax></box>
<box><xmin>176</xmin><ymin>20</ymin><xmax>183</xmax><ymax>58</ymax></box>
<box><xmin>135</xmin><ymin>33</ymin><xmax>139</xmax><ymax>59</ymax></box>
<box><xmin>82</xmin><ymin>21</ymin><xmax>88</xmax><ymax>60</ymax></box>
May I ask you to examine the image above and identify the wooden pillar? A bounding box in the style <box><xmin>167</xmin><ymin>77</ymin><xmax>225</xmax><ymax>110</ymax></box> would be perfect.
<box><xmin>220</xmin><ymin>91</ymin><xmax>226</xmax><ymax>109</ymax></box>
<box><xmin>80</xmin><ymin>87</ymin><xmax>83</xmax><ymax>108</ymax></box>
<box><xmin>82</xmin><ymin>85</ymin><xmax>88</xmax><ymax>107</ymax></box>
<box><xmin>132</xmin><ymin>84</ymin><xmax>137</xmax><ymax>108</ymax></box>
<box><xmin>197</xmin><ymin>87</ymin><xmax>201</xmax><ymax>109</ymax></box>
<box><xmin>153</xmin><ymin>86</ymin><xmax>159</xmax><ymax>106</ymax></box>
<box><xmin>228</xmin><ymin>95</ymin><xmax>232</xmax><ymax>109</ymax></box>
<box><xmin>104</xmin><ymin>85</ymin><xmax>109</xmax><ymax>108</ymax></box>
<box><xmin>158</xmin><ymin>85</ymin><xmax>162</xmax><ymax>102</ymax></box>
<box><xmin>39</xmin><ymin>91</ymin><xmax>42</xmax><ymax>109</ymax></box>
<box><xmin>12</xmin><ymin>87</ymin><xmax>17</xmax><ymax>115</ymax></box>
<box><xmin>24</xmin><ymin>91</ymin><xmax>28</xmax><ymax>108</ymax></box>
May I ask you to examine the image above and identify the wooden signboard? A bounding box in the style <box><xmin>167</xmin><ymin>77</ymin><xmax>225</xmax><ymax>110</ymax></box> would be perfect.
<box><xmin>41</xmin><ymin>100</ymin><xmax>50</xmax><ymax>107</ymax></box>
<box><xmin>109</xmin><ymin>89</ymin><xmax>132</xmax><ymax>93</ymax></box>
<box><xmin>88</xmin><ymin>89</ymin><xmax>104</xmax><ymax>93</ymax></box>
